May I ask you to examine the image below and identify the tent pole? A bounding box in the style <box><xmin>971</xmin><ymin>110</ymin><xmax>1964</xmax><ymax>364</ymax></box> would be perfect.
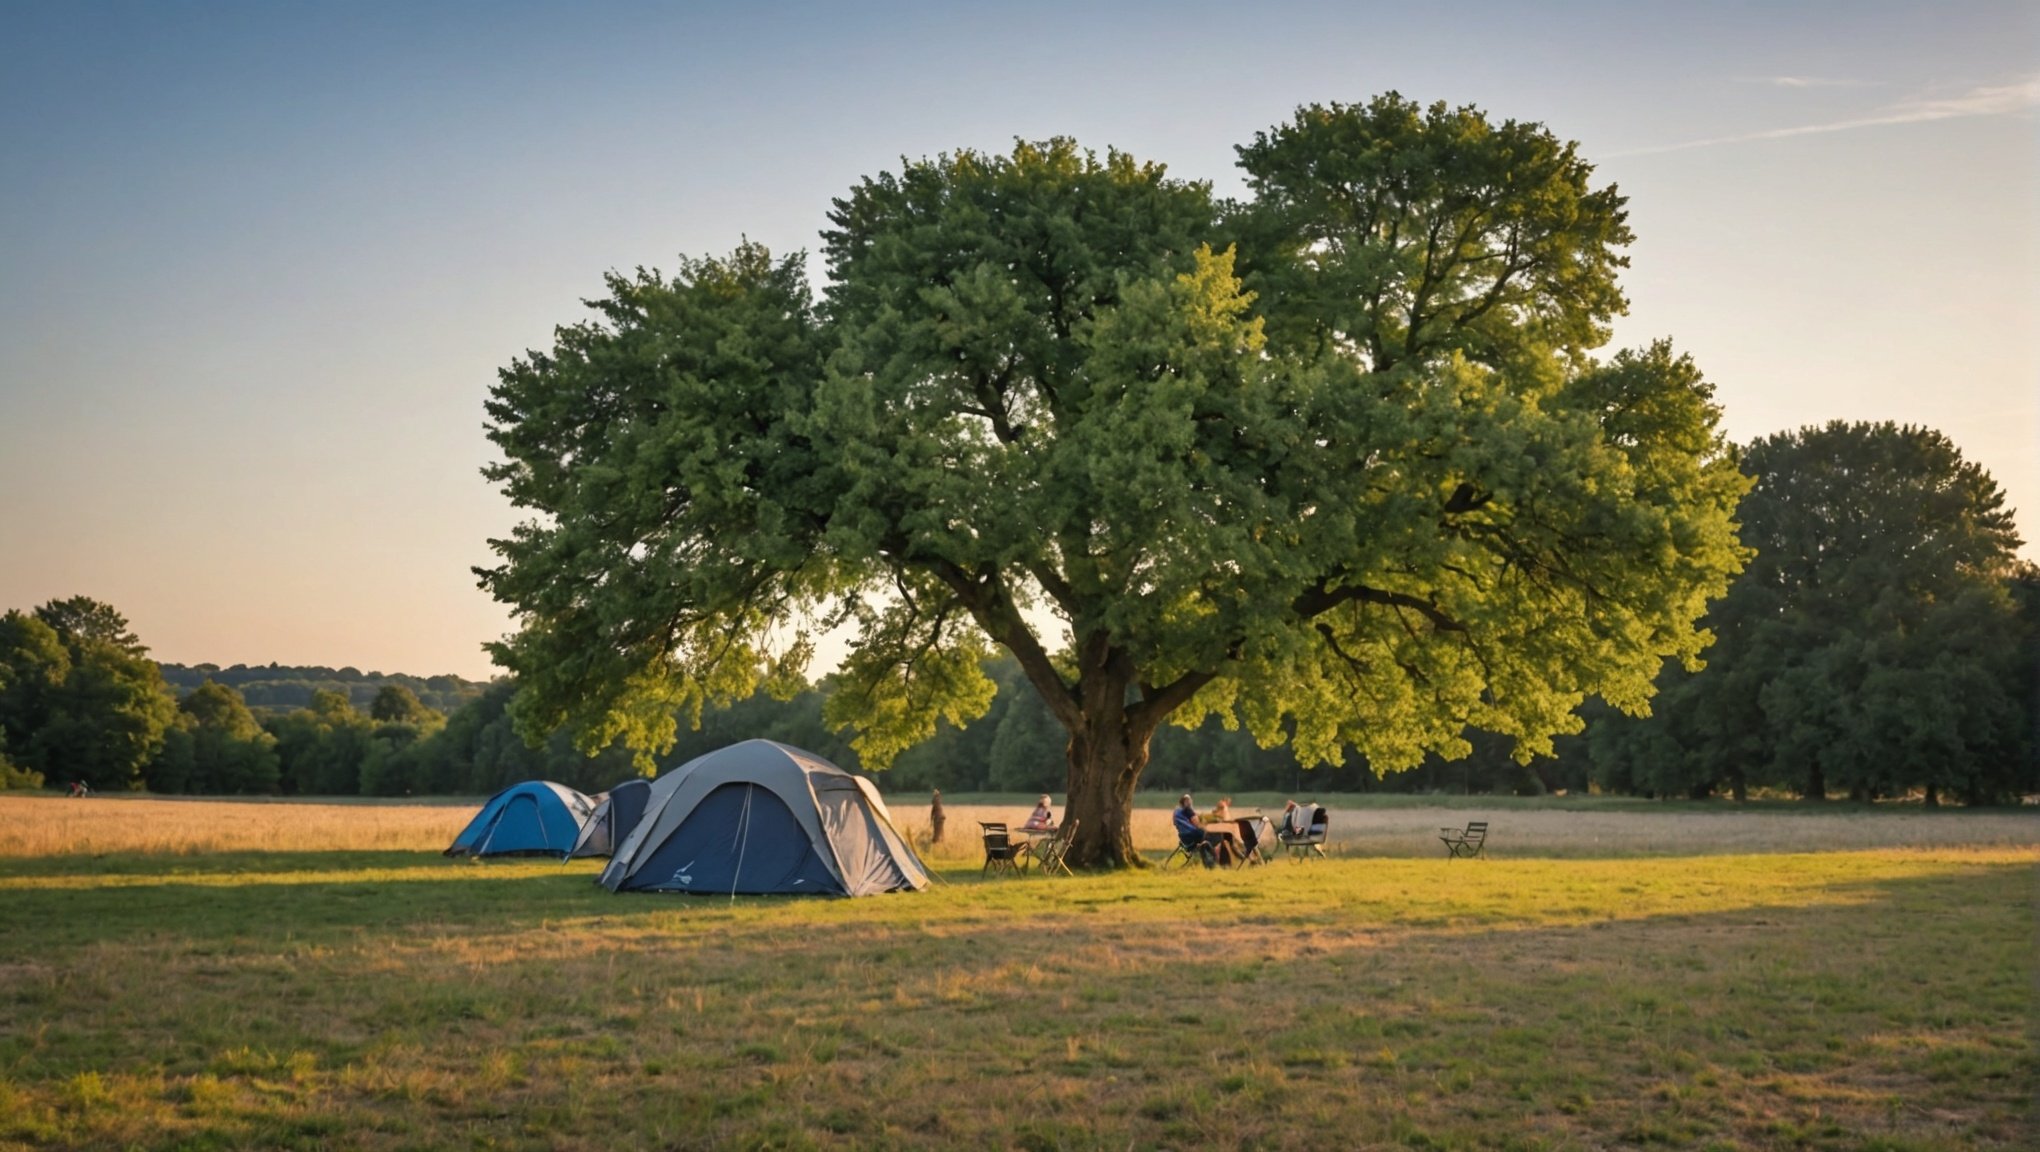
<box><xmin>729</xmin><ymin>783</ymin><xmax>754</xmax><ymax>904</ymax></box>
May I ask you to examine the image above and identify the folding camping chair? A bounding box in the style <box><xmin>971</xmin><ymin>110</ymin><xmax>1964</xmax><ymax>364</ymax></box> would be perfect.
<box><xmin>981</xmin><ymin>822</ymin><xmax>1026</xmax><ymax>877</ymax></box>
<box><xmin>1439</xmin><ymin>821</ymin><xmax>1488</xmax><ymax>859</ymax></box>
<box><xmin>1029</xmin><ymin>819</ymin><xmax>1078</xmax><ymax>877</ymax></box>
<box><xmin>1278</xmin><ymin>805</ymin><xmax>1329</xmax><ymax>860</ymax></box>
<box><xmin>1163</xmin><ymin>831</ymin><xmax>1210</xmax><ymax>869</ymax></box>
<box><xmin>1231</xmin><ymin>816</ymin><xmax>1272</xmax><ymax>868</ymax></box>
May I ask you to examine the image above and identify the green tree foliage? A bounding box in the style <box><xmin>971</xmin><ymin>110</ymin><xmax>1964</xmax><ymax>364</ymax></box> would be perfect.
<box><xmin>480</xmin><ymin>98</ymin><xmax>1750</xmax><ymax>865</ymax></box>
<box><xmin>33</xmin><ymin>595</ymin><xmax>147</xmax><ymax>655</ymax></box>
<box><xmin>0</xmin><ymin>600</ymin><xmax>178</xmax><ymax>791</ymax></box>
<box><xmin>157</xmin><ymin>664</ymin><xmax>487</xmax><ymax>715</ymax></box>
<box><xmin>148</xmin><ymin>680</ymin><xmax>281</xmax><ymax>794</ymax></box>
<box><xmin>2008</xmin><ymin>563</ymin><xmax>2040</xmax><ymax>795</ymax></box>
<box><xmin>396</xmin><ymin>680</ymin><xmax>638</xmax><ymax>796</ymax></box>
<box><xmin>353</xmin><ymin>687</ymin><xmax>446</xmax><ymax>796</ymax></box>
<box><xmin>1592</xmin><ymin>422</ymin><xmax>2030</xmax><ymax>803</ymax></box>
<box><xmin>0</xmin><ymin>612</ymin><xmax>69</xmax><ymax>786</ymax></box>
<box><xmin>0</xmin><ymin>729</ymin><xmax>41</xmax><ymax>790</ymax></box>
<box><xmin>985</xmin><ymin>685</ymin><xmax>1066</xmax><ymax>794</ymax></box>
<box><xmin>0</xmin><ymin>633</ymin><xmax>45</xmax><ymax>790</ymax></box>
<box><xmin>265</xmin><ymin>689</ymin><xmax>374</xmax><ymax>796</ymax></box>
<box><xmin>369</xmin><ymin>684</ymin><xmax>439</xmax><ymax>725</ymax></box>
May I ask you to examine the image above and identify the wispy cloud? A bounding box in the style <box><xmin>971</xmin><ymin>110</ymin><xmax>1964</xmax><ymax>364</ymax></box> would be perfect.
<box><xmin>1740</xmin><ymin>76</ymin><xmax>1877</xmax><ymax>89</ymax></box>
<box><xmin>1612</xmin><ymin>76</ymin><xmax>2040</xmax><ymax>157</ymax></box>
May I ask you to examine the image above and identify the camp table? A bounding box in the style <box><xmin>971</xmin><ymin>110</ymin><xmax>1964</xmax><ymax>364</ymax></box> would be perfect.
<box><xmin>1204</xmin><ymin>812</ymin><xmax>1272</xmax><ymax>867</ymax></box>
<box><xmin>1011</xmin><ymin>824</ymin><xmax>1059</xmax><ymax>871</ymax></box>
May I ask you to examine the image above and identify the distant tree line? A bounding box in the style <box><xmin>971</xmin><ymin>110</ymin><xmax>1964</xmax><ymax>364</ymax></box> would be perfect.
<box><xmin>156</xmin><ymin>663</ymin><xmax>487</xmax><ymax>716</ymax></box>
<box><xmin>2</xmin><ymin>422</ymin><xmax>2033</xmax><ymax>802</ymax></box>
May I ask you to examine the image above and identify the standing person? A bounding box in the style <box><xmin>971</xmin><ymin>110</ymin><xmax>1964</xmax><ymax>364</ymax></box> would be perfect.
<box><xmin>929</xmin><ymin>790</ymin><xmax>947</xmax><ymax>845</ymax></box>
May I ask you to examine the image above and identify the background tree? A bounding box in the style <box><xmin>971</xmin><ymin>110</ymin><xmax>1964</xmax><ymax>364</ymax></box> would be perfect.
<box><xmin>158</xmin><ymin>664</ymin><xmax>489</xmax><ymax>716</ymax></box>
<box><xmin>1592</xmin><ymin>422</ymin><xmax>2028</xmax><ymax>803</ymax></box>
<box><xmin>33</xmin><ymin>595</ymin><xmax>147</xmax><ymax>655</ymax></box>
<box><xmin>266</xmin><ymin>689</ymin><xmax>373</xmax><ymax>796</ymax></box>
<box><xmin>481</xmin><ymin>98</ymin><xmax>1750</xmax><ymax>866</ymax></box>
<box><xmin>0</xmin><ymin>729</ymin><xmax>39</xmax><ymax>790</ymax></box>
<box><xmin>985</xmin><ymin>688</ymin><xmax>1067</xmax><ymax>794</ymax></box>
<box><xmin>148</xmin><ymin>680</ymin><xmax>281</xmax><ymax>794</ymax></box>
<box><xmin>0</xmin><ymin>599</ymin><xmax>178</xmax><ymax>791</ymax></box>
<box><xmin>369</xmin><ymin>684</ymin><xmax>439</xmax><ymax>726</ymax></box>
<box><xmin>0</xmin><ymin>612</ymin><xmax>69</xmax><ymax>785</ymax></box>
<box><xmin>2007</xmin><ymin>563</ymin><xmax>2040</xmax><ymax>797</ymax></box>
<box><xmin>0</xmin><ymin>622</ymin><xmax>54</xmax><ymax>790</ymax></box>
<box><xmin>356</xmin><ymin>686</ymin><xmax>445</xmax><ymax>795</ymax></box>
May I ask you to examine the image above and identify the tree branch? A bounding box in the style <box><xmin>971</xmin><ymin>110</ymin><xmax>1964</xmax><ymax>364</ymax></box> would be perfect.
<box><xmin>1294</xmin><ymin>580</ymin><xmax>1467</xmax><ymax>633</ymax></box>
<box><xmin>926</xmin><ymin>559</ymin><xmax>1083</xmax><ymax>732</ymax></box>
<box><xmin>1128</xmin><ymin>668</ymin><xmax>1218</xmax><ymax>731</ymax></box>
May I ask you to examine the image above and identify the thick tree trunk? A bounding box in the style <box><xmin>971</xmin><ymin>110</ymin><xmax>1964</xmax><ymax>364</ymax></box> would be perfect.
<box><xmin>1056</xmin><ymin>661</ymin><xmax>1158</xmax><ymax>870</ymax></box>
<box><xmin>1061</xmin><ymin>718</ymin><xmax>1149</xmax><ymax>869</ymax></box>
<box><xmin>1804</xmin><ymin>764</ymin><xmax>1826</xmax><ymax>802</ymax></box>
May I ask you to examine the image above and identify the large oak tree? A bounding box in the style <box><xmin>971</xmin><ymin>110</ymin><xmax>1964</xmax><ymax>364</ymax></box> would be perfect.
<box><xmin>480</xmin><ymin>96</ymin><xmax>1749</xmax><ymax>867</ymax></box>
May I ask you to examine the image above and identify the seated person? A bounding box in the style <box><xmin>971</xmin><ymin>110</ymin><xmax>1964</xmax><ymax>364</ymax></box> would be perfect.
<box><xmin>1279</xmin><ymin>799</ymin><xmax>1310</xmax><ymax>838</ymax></box>
<box><xmin>1202</xmin><ymin>796</ymin><xmax>1245</xmax><ymax>864</ymax></box>
<box><xmin>1173</xmin><ymin>794</ymin><xmax>1216</xmax><ymax>868</ymax></box>
<box><xmin>1022</xmin><ymin>794</ymin><xmax>1055</xmax><ymax>831</ymax></box>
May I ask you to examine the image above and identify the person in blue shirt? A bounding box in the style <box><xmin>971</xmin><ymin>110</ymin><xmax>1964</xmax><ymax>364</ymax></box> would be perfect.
<box><xmin>1173</xmin><ymin>794</ymin><xmax>1216</xmax><ymax>868</ymax></box>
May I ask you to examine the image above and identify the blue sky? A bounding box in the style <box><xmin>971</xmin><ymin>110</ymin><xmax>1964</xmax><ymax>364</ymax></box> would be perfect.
<box><xmin>2</xmin><ymin>1</ymin><xmax>2034</xmax><ymax>678</ymax></box>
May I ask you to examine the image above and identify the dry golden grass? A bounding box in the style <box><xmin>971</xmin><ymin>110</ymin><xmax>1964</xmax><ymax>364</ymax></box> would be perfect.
<box><xmin>6</xmin><ymin>793</ymin><xmax>2033</xmax><ymax>860</ymax></box>
<box><xmin>0</xmin><ymin>795</ymin><xmax>470</xmax><ymax>856</ymax></box>
<box><xmin>896</xmin><ymin>801</ymin><xmax>2040</xmax><ymax>864</ymax></box>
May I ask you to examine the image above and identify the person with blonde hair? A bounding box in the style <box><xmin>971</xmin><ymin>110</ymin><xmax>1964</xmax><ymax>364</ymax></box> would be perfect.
<box><xmin>1022</xmin><ymin>793</ymin><xmax>1055</xmax><ymax>831</ymax></box>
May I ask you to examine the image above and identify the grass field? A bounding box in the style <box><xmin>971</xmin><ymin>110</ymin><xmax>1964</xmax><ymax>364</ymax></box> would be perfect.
<box><xmin>0</xmin><ymin>796</ymin><xmax>2033</xmax><ymax>1150</ymax></box>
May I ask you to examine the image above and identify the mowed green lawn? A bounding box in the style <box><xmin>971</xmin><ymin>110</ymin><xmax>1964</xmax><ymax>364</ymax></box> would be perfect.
<box><xmin>0</xmin><ymin>828</ymin><xmax>2033</xmax><ymax>1150</ymax></box>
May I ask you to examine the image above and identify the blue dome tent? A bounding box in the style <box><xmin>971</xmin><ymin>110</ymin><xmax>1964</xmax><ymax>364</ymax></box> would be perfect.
<box><xmin>600</xmin><ymin>740</ymin><xmax>928</xmax><ymax>897</ymax></box>
<box><xmin>569</xmin><ymin>778</ymin><xmax>654</xmax><ymax>859</ymax></box>
<box><xmin>445</xmin><ymin>781</ymin><xmax>596</xmax><ymax>859</ymax></box>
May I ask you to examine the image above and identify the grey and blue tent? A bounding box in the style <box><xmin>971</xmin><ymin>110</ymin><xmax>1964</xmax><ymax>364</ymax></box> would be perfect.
<box><xmin>599</xmin><ymin>740</ymin><xmax>928</xmax><ymax>897</ymax></box>
<box><xmin>445</xmin><ymin>781</ymin><xmax>596</xmax><ymax>859</ymax></box>
<box><xmin>569</xmin><ymin>778</ymin><xmax>653</xmax><ymax>859</ymax></box>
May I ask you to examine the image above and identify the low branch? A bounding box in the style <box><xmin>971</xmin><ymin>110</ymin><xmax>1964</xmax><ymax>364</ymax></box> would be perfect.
<box><xmin>927</xmin><ymin>559</ymin><xmax>1083</xmax><ymax>733</ymax></box>
<box><xmin>1128</xmin><ymin>669</ymin><xmax>1218</xmax><ymax>731</ymax></box>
